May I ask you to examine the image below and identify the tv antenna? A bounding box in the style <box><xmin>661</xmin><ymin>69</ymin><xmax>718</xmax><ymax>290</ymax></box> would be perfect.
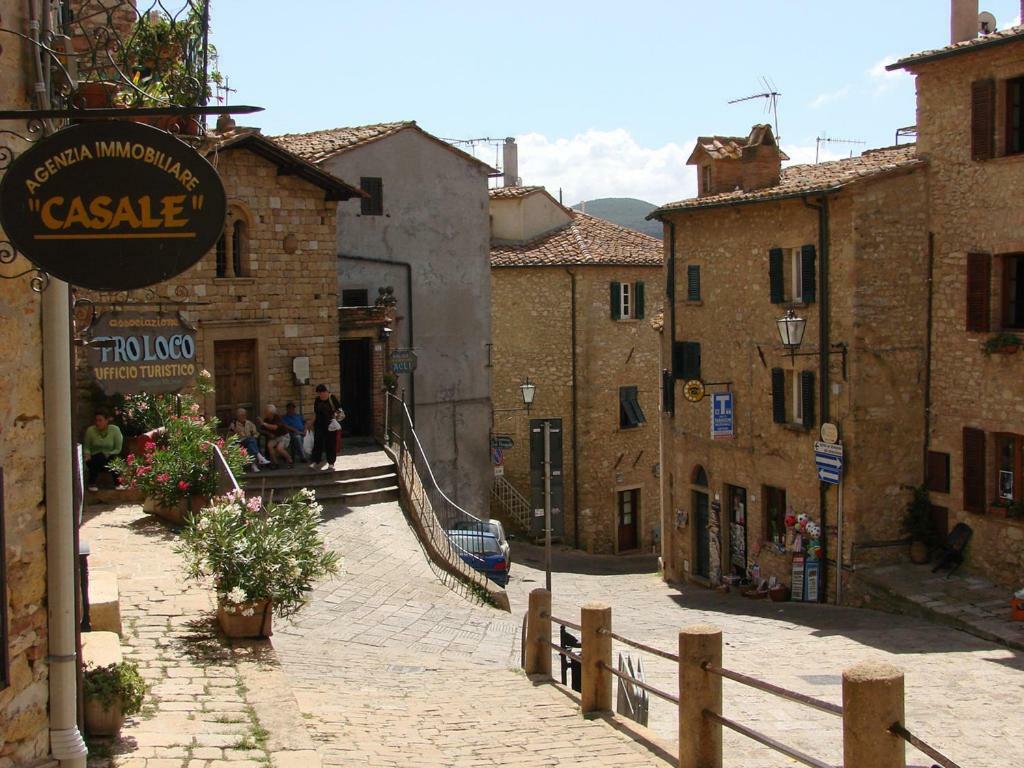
<box><xmin>815</xmin><ymin>134</ymin><xmax>866</xmax><ymax>163</ymax></box>
<box><xmin>728</xmin><ymin>77</ymin><xmax>782</xmax><ymax>141</ymax></box>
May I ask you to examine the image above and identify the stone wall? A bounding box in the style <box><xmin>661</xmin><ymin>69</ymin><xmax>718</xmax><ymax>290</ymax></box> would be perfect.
<box><xmin>491</xmin><ymin>264</ymin><xmax>663</xmax><ymax>554</ymax></box>
<box><xmin>79</xmin><ymin>145</ymin><xmax>341</xmax><ymax>431</ymax></box>
<box><xmin>660</xmin><ymin>169</ymin><xmax>929</xmax><ymax>600</ymax></box>
<box><xmin>0</xmin><ymin>0</ymin><xmax>51</xmax><ymax>763</ymax></box>
<box><xmin>909</xmin><ymin>43</ymin><xmax>1024</xmax><ymax>586</ymax></box>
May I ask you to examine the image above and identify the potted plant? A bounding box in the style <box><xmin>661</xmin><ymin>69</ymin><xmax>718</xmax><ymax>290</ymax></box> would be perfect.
<box><xmin>83</xmin><ymin>660</ymin><xmax>146</xmax><ymax>737</ymax></box>
<box><xmin>983</xmin><ymin>332</ymin><xmax>1023</xmax><ymax>355</ymax></box>
<box><xmin>176</xmin><ymin>489</ymin><xmax>339</xmax><ymax>638</ymax></box>
<box><xmin>903</xmin><ymin>485</ymin><xmax>935</xmax><ymax>564</ymax></box>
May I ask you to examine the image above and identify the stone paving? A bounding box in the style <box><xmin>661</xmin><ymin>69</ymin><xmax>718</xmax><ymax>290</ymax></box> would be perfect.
<box><xmin>81</xmin><ymin>504</ymin><xmax>316</xmax><ymax>768</ymax></box>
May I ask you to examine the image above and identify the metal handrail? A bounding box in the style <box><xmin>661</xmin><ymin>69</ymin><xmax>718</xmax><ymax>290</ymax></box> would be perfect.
<box><xmin>890</xmin><ymin>722</ymin><xmax>962</xmax><ymax>768</ymax></box>
<box><xmin>703</xmin><ymin>710</ymin><xmax>835</xmax><ymax>768</ymax></box>
<box><xmin>607</xmin><ymin>630</ymin><xmax>680</xmax><ymax>664</ymax></box>
<box><xmin>599</xmin><ymin>660</ymin><xmax>679</xmax><ymax>705</ymax></box>
<box><xmin>702</xmin><ymin>662</ymin><xmax>842</xmax><ymax>717</ymax></box>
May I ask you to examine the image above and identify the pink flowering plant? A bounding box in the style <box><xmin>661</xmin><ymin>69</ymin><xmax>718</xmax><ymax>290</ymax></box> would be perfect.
<box><xmin>110</xmin><ymin>410</ymin><xmax>246</xmax><ymax>506</ymax></box>
<box><xmin>175</xmin><ymin>488</ymin><xmax>339</xmax><ymax>618</ymax></box>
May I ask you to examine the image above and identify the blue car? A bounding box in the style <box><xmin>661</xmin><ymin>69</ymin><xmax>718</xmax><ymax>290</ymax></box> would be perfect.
<box><xmin>447</xmin><ymin>530</ymin><xmax>509</xmax><ymax>587</ymax></box>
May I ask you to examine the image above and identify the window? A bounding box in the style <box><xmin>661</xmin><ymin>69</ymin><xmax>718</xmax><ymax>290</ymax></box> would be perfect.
<box><xmin>701</xmin><ymin>164</ymin><xmax>712</xmax><ymax>194</ymax></box>
<box><xmin>619</xmin><ymin>386</ymin><xmax>646</xmax><ymax>429</ymax></box>
<box><xmin>673</xmin><ymin>341</ymin><xmax>701</xmax><ymax>380</ymax></box>
<box><xmin>995</xmin><ymin>433</ymin><xmax>1023</xmax><ymax>504</ymax></box>
<box><xmin>1001</xmin><ymin>254</ymin><xmax>1024</xmax><ymax>329</ymax></box>
<box><xmin>764</xmin><ymin>485</ymin><xmax>787</xmax><ymax>547</ymax></box>
<box><xmin>971</xmin><ymin>78</ymin><xmax>996</xmax><ymax>161</ymax></box>
<box><xmin>963</xmin><ymin>426</ymin><xmax>987</xmax><ymax>513</ymax></box>
<box><xmin>771</xmin><ymin>368</ymin><xmax>814</xmax><ymax>427</ymax></box>
<box><xmin>927</xmin><ymin>451</ymin><xmax>951</xmax><ymax>494</ymax></box>
<box><xmin>686</xmin><ymin>265</ymin><xmax>701</xmax><ymax>302</ymax></box>
<box><xmin>341</xmin><ymin>288</ymin><xmax>370</xmax><ymax>307</ymax></box>
<box><xmin>360</xmin><ymin>177</ymin><xmax>383</xmax><ymax>216</ymax></box>
<box><xmin>769</xmin><ymin>245</ymin><xmax>815</xmax><ymax>304</ymax></box>
<box><xmin>610</xmin><ymin>281</ymin><xmax>645</xmax><ymax>320</ymax></box>
<box><xmin>214</xmin><ymin>205</ymin><xmax>251</xmax><ymax>279</ymax></box>
<box><xmin>966</xmin><ymin>252</ymin><xmax>991</xmax><ymax>332</ymax></box>
<box><xmin>1006</xmin><ymin>77</ymin><xmax>1024</xmax><ymax>155</ymax></box>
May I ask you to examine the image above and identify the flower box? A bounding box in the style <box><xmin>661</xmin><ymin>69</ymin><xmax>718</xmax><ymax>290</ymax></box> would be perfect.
<box><xmin>147</xmin><ymin>494</ymin><xmax>210</xmax><ymax>526</ymax></box>
<box><xmin>217</xmin><ymin>598</ymin><xmax>273</xmax><ymax>639</ymax></box>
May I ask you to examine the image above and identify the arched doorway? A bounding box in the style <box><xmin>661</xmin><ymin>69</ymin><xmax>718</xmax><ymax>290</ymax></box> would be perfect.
<box><xmin>691</xmin><ymin>465</ymin><xmax>710</xmax><ymax>579</ymax></box>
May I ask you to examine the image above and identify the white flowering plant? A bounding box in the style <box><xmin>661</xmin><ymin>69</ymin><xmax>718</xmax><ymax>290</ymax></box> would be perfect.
<box><xmin>175</xmin><ymin>488</ymin><xmax>339</xmax><ymax>618</ymax></box>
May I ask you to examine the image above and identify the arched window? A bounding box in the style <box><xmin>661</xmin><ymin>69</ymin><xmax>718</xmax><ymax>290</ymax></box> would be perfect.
<box><xmin>215</xmin><ymin>203</ymin><xmax>252</xmax><ymax>278</ymax></box>
<box><xmin>691</xmin><ymin>464</ymin><xmax>709</xmax><ymax>487</ymax></box>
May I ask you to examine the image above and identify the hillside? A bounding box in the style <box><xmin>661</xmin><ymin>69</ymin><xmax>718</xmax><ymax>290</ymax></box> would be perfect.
<box><xmin>571</xmin><ymin>198</ymin><xmax>661</xmax><ymax>238</ymax></box>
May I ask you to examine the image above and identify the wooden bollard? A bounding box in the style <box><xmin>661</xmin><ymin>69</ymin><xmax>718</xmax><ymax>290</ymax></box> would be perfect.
<box><xmin>678</xmin><ymin>624</ymin><xmax>722</xmax><ymax>768</ymax></box>
<box><xmin>843</xmin><ymin>661</ymin><xmax>905</xmax><ymax>768</ymax></box>
<box><xmin>524</xmin><ymin>588</ymin><xmax>551</xmax><ymax>678</ymax></box>
<box><xmin>580</xmin><ymin>602</ymin><xmax>612</xmax><ymax>714</ymax></box>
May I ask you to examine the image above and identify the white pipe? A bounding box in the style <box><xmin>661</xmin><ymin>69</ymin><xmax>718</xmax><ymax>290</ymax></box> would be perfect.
<box><xmin>43</xmin><ymin>278</ymin><xmax>87</xmax><ymax>767</ymax></box>
<box><xmin>836</xmin><ymin>477</ymin><xmax>844</xmax><ymax>605</ymax></box>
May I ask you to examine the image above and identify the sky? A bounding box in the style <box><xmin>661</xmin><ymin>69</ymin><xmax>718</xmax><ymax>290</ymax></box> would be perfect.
<box><xmin>208</xmin><ymin>1</ymin><xmax>1024</xmax><ymax>205</ymax></box>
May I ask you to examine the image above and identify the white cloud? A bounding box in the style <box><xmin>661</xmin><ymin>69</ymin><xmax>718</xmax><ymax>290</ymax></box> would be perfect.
<box><xmin>480</xmin><ymin>129</ymin><xmax>695</xmax><ymax>206</ymax></box>
<box><xmin>809</xmin><ymin>85</ymin><xmax>851</xmax><ymax>109</ymax></box>
<box><xmin>783</xmin><ymin>142</ymin><xmax>850</xmax><ymax>167</ymax></box>
<box><xmin>867</xmin><ymin>55</ymin><xmax>907</xmax><ymax>93</ymax></box>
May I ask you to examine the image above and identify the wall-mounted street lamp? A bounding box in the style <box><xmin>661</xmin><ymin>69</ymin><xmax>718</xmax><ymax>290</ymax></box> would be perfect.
<box><xmin>519</xmin><ymin>377</ymin><xmax>536</xmax><ymax>409</ymax></box>
<box><xmin>774</xmin><ymin>309</ymin><xmax>847</xmax><ymax>376</ymax></box>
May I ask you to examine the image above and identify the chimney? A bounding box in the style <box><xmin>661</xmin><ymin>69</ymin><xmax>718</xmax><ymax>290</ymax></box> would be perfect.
<box><xmin>502</xmin><ymin>137</ymin><xmax>518</xmax><ymax>188</ymax></box>
<box><xmin>951</xmin><ymin>0</ymin><xmax>979</xmax><ymax>44</ymax></box>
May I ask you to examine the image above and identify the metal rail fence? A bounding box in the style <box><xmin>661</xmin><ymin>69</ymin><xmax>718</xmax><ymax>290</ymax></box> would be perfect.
<box><xmin>385</xmin><ymin>392</ymin><xmax>505</xmax><ymax>601</ymax></box>
<box><xmin>522</xmin><ymin>589</ymin><xmax>962</xmax><ymax>768</ymax></box>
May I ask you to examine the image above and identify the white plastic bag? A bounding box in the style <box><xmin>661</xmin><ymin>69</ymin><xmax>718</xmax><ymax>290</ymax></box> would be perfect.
<box><xmin>327</xmin><ymin>418</ymin><xmax>342</xmax><ymax>432</ymax></box>
<box><xmin>302</xmin><ymin>430</ymin><xmax>315</xmax><ymax>455</ymax></box>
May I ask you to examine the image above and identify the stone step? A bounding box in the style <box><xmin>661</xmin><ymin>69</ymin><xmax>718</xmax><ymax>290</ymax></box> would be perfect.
<box><xmin>243</xmin><ymin>469</ymin><xmax>396</xmax><ymax>492</ymax></box>
<box><xmin>88</xmin><ymin>570</ymin><xmax>122</xmax><ymax>636</ymax></box>
<box><xmin>319</xmin><ymin>486</ymin><xmax>400</xmax><ymax>506</ymax></box>
<box><xmin>245</xmin><ymin>462</ymin><xmax>394</xmax><ymax>484</ymax></box>
<box><xmin>81</xmin><ymin>630</ymin><xmax>123</xmax><ymax>669</ymax></box>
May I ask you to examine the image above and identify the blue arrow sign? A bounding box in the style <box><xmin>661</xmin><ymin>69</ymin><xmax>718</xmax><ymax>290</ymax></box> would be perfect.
<box><xmin>815</xmin><ymin>454</ymin><xmax>843</xmax><ymax>470</ymax></box>
<box><xmin>818</xmin><ymin>467</ymin><xmax>841</xmax><ymax>485</ymax></box>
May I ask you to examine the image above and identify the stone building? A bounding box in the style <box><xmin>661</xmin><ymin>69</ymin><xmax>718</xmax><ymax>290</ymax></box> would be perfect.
<box><xmin>81</xmin><ymin>127</ymin><xmax>363</xmax><ymax>428</ymax></box>
<box><xmin>650</xmin><ymin>126</ymin><xmax>929</xmax><ymax>601</ymax></box>
<box><xmin>490</xmin><ymin>186</ymin><xmax>663</xmax><ymax>554</ymax></box>
<box><xmin>274</xmin><ymin>121</ymin><xmax>494</xmax><ymax>512</ymax></box>
<box><xmin>889</xmin><ymin>6</ymin><xmax>1024</xmax><ymax>588</ymax></box>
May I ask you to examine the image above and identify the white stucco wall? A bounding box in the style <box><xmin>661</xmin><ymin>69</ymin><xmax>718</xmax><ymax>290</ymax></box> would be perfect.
<box><xmin>322</xmin><ymin>128</ymin><xmax>493</xmax><ymax>513</ymax></box>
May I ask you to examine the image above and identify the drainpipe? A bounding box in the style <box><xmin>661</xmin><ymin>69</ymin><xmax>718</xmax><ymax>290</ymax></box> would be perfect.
<box><xmin>43</xmin><ymin>279</ymin><xmax>88</xmax><ymax>767</ymax></box>
<box><xmin>338</xmin><ymin>253</ymin><xmax>414</xmax><ymax>421</ymax></box>
<box><xmin>564</xmin><ymin>267</ymin><xmax>579</xmax><ymax>548</ymax></box>
<box><xmin>923</xmin><ymin>232</ymin><xmax>935</xmax><ymax>478</ymax></box>
<box><xmin>803</xmin><ymin>194</ymin><xmax>831</xmax><ymax>603</ymax></box>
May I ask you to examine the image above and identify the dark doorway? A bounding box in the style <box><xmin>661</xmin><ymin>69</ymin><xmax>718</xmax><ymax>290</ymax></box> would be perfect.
<box><xmin>617</xmin><ymin>488</ymin><xmax>639</xmax><ymax>552</ymax></box>
<box><xmin>727</xmin><ymin>485</ymin><xmax>747</xmax><ymax>577</ymax></box>
<box><xmin>214</xmin><ymin>339</ymin><xmax>257</xmax><ymax>428</ymax></box>
<box><xmin>339</xmin><ymin>338</ymin><xmax>373</xmax><ymax>437</ymax></box>
<box><xmin>693</xmin><ymin>490</ymin><xmax>710</xmax><ymax>579</ymax></box>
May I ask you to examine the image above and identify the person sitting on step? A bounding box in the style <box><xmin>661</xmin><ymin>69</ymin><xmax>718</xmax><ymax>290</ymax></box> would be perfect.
<box><xmin>229</xmin><ymin>408</ymin><xmax>270</xmax><ymax>472</ymax></box>
<box><xmin>258</xmin><ymin>403</ymin><xmax>293</xmax><ymax>466</ymax></box>
<box><xmin>83</xmin><ymin>408</ymin><xmax>125</xmax><ymax>492</ymax></box>
<box><xmin>282</xmin><ymin>401</ymin><xmax>307</xmax><ymax>462</ymax></box>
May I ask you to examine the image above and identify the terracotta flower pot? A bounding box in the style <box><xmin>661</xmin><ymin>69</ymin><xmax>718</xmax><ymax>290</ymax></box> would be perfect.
<box><xmin>994</xmin><ymin>344</ymin><xmax>1020</xmax><ymax>355</ymax></box>
<box><xmin>84</xmin><ymin>696</ymin><xmax>124</xmax><ymax>737</ymax></box>
<box><xmin>909</xmin><ymin>539</ymin><xmax>930</xmax><ymax>564</ymax></box>
<box><xmin>147</xmin><ymin>494</ymin><xmax>210</xmax><ymax>526</ymax></box>
<box><xmin>217</xmin><ymin>598</ymin><xmax>273</xmax><ymax>639</ymax></box>
<box><xmin>769</xmin><ymin>585</ymin><xmax>790</xmax><ymax>602</ymax></box>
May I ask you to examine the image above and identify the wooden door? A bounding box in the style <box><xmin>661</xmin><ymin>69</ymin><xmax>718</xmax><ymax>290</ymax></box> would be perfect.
<box><xmin>214</xmin><ymin>339</ymin><xmax>257</xmax><ymax>428</ymax></box>
<box><xmin>693</xmin><ymin>490</ymin><xmax>710</xmax><ymax>578</ymax></box>
<box><xmin>617</xmin><ymin>488</ymin><xmax>639</xmax><ymax>552</ymax></box>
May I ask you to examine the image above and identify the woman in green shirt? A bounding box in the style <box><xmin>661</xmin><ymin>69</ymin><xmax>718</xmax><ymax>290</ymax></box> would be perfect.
<box><xmin>83</xmin><ymin>409</ymin><xmax>124</xmax><ymax>491</ymax></box>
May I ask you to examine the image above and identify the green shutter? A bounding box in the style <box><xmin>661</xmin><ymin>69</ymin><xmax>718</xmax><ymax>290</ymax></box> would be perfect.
<box><xmin>800</xmin><ymin>370</ymin><xmax>815</xmax><ymax>428</ymax></box>
<box><xmin>610</xmin><ymin>281</ymin><xmax>622</xmax><ymax>320</ymax></box>
<box><xmin>801</xmin><ymin>245</ymin><xmax>817</xmax><ymax>303</ymax></box>
<box><xmin>661</xmin><ymin>369</ymin><xmax>675</xmax><ymax>415</ymax></box>
<box><xmin>686</xmin><ymin>265</ymin><xmax>701</xmax><ymax>301</ymax></box>
<box><xmin>771</xmin><ymin>367</ymin><xmax>786</xmax><ymax>423</ymax></box>
<box><xmin>673</xmin><ymin>341</ymin><xmax>701</xmax><ymax>380</ymax></box>
<box><xmin>634</xmin><ymin>281</ymin><xmax>645</xmax><ymax>319</ymax></box>
<box><xmin>769</xmin><ymin>248</ymin><xmax>784</xmax><ymax>304</ymax></box>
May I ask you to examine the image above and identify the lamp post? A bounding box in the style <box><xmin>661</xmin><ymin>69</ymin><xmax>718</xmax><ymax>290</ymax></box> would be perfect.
<box><xmin>776</xmin><ymin>308</ymin><xmax>807</xmax><ymax>353</ymax></box>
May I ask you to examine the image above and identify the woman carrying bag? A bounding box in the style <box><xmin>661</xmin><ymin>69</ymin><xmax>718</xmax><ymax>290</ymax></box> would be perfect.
<box><xmin>310</xmin><ymin>383</ymin><xmax>343</xmax><ymax>470</ymax></box>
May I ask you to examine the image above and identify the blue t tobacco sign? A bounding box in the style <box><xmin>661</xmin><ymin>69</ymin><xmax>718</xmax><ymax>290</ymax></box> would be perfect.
<box><xmin>0</xmin><ymin>120</ymin><xmax>226</xmax><ymax>290</ymax></box>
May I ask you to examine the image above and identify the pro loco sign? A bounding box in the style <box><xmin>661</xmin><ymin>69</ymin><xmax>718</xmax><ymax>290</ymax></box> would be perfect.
<box><xmin>0</xmin><ymin>120</ymin><xmax>226</xmax><ymax>290</ymax></box>
<box><xmin>86</xmin><ymin>311</ymin><xmax>198</xmax><ymax>395</ymax></box>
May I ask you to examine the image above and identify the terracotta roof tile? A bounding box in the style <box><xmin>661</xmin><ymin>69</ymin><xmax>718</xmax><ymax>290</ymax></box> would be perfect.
<box><xmin>491</xmin><ymin>212</ymin><xmax>662</xmax><ymax>268</ymax></box>
<box><xmin>653</xmin><ymin>144</ymin><xmax>923</xmax><ymax>217</ymax></box>
<box><xmin>488</xmin><ymin>185</ymin><xmax>546</xmax><ymax>199</ymax></box>
<box><xmin>271</xmin><ymin>121</ymin><xmax>494</xmax><ymax>172</ymax></box>
<box><xmin>889</xmin><ymin>25</ymin><xmax>1024</xmax><ymax>70</ymax></box>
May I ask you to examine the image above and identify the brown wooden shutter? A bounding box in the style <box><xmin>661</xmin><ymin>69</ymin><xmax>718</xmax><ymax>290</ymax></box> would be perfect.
<box><xmin>965</xmin><ymin>253</ymin><xmax>991</xmax><ymax>332</ymax></box>
<box><xmin>771</xmin><ymin>368</ymin><xmax>786</xmax><ymax>424</ymax></box>
<box><xmin>962</xmin><ymin>427</ymin><xmax>987</xmax><ymax>513</ymax></box>
<box><xmin>971</xmin><ymin>79</ymin><xmax>996</xmax><ymax>161</ymax></box>
<box><xmin>927</xmin><ymin>451</ymin><xmax>951</xmax><ymax>493</ymax></box>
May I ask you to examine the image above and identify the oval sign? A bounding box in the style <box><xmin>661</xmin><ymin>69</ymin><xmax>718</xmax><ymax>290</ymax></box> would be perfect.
<box><xmin>0</xmin><ymin>120</ymin><xmax>226</xmax><ymax>290</ymax></box>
